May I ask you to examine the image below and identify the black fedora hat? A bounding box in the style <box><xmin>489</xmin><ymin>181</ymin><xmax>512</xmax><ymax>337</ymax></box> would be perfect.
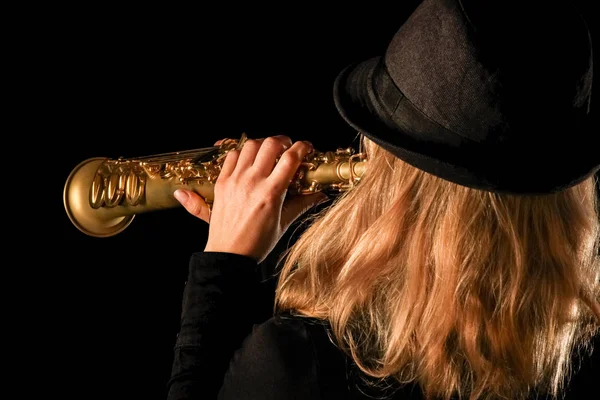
<box><xmin>334</xmin><ymin>0</ymin><xmax>599</xmax><ymax>194</ymax></box>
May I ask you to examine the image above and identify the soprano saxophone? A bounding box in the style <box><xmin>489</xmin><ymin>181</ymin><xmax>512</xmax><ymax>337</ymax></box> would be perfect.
<box><xmin>64</xmin><ymin>133</ymin><xmax>367</xmax><ymax>237</ymax></box>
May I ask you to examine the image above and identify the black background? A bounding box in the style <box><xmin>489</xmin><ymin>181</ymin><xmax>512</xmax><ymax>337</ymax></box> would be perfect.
<box><xmin>32</xmin><ymin>1</ymin><xmax>598</xmax><ymax>399</ymax></box>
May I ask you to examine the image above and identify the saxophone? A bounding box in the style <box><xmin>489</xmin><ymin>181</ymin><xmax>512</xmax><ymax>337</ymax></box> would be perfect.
<box><xmin>64</xmin><ymin>133</ymin><xmax>368</xmax><ymax>237</ymax></box>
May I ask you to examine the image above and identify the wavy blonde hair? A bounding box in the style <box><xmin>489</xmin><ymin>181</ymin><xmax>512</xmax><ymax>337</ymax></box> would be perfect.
<box><xmin>274</xmin><ymin>136</ymin><xmax>600</xmax><ymax>400</ymax></box>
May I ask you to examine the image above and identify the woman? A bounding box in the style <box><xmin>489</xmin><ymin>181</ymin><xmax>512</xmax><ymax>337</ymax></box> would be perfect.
<box><xmin>167</xmin><ymin>0</ymin><xmax>600</xmax><ymax>399</ymax></box>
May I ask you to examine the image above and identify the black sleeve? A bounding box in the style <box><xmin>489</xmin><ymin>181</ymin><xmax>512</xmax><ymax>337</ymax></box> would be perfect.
<box><xmin>166</xmin><ymin>251</ymin><xmax>263</xmax><ymax>400</ymax></box>
<box><xmin>218</xmin><ymin>316</ymin><xmax>321</xmax><ymax>400</ymax></box>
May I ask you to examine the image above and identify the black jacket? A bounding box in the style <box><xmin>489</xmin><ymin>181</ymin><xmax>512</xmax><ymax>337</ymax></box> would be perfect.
<box><xmin>166</xmin><ymin>252</ymin><xmax>599</xmax><ymax>399</ymax></box>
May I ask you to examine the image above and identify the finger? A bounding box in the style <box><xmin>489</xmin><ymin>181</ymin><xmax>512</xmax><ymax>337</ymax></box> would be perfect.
<box><xmin>268</xmin><ymin>141</ymin><xmax>313</xmax><ymax>191</ymax></box>
<box><xmin>214</xmin><ymin>139</ymin><xmax>224</xmax><ymax>146</ymax></box>
<box><xmin>173</xmin><ymin>189</ymin><xmax>211</xmax><ymax>223</ymax></box>
<box><xmin>235</xmin><ymin>138</ymin><xmax>264</xmax><ymax>170</ymax></box>
<box><xmin>219</xmin><ymin>148</ymin><xmax>240</xmax><ymax>179</ymax></box>
<box><xmin>252</xmin><ymin>135</ymin><xmax>293</xmax><ymax>175</ymax></box>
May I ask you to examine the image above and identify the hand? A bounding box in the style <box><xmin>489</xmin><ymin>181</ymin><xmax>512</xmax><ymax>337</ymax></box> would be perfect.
<box><xmin>173</xmin><ymin>135</ymin><xmax>328</xmax><ymax>263</ymax></box>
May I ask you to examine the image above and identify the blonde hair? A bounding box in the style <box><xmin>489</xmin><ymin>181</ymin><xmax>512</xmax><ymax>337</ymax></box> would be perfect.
<box><xmin>274</xmin><ymin>136</ymin><xmax>600</xmax><ymax>400</ymax></box>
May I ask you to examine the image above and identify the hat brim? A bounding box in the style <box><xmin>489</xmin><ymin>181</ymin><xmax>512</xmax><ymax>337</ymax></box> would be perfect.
<box><xmin>333</xmin><ymin>57</ymin><xmax>600</xmax><ymax>194</ymax></box>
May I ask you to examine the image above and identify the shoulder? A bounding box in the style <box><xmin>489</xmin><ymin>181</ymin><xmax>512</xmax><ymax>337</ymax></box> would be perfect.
<box><xmin>235</xmin><ymin>314</ymin><xmax>323</xmax><ymax>369</ymax></box>
<box><xmin>218</xmin><ymin>314</ymin><xmax>329</xmax><ymax>399</ymax></box>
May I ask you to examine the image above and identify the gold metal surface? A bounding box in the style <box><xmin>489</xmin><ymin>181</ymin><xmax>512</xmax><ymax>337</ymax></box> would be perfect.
<box><xmin>64</xmin><ymin>133</ymin><xmax>367</xmax><ymax>237</ymax></box>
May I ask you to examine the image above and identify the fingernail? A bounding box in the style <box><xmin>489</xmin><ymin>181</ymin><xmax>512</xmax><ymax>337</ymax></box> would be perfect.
<box><xmin>303</xmin><ymin>141</ymin><xmax>314</xmax><ymax>153</ymax></box>
<box><xmin>173</xmin><ymin>189</ymin><xmax>189</xmax><ymax>204</ymax></box>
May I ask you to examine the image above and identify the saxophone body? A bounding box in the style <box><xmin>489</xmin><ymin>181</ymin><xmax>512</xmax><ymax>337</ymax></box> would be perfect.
<box><xmin>64</xmin><ymin>133</ymin><xmax>367</xmax><ymax>237</ymax></box>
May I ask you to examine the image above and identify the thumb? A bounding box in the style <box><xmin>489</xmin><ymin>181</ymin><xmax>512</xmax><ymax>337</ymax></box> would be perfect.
<box><xmin>173</xmin><ymin>189</ymin><xmax>211</xmax><ymax>223</ymax></box>
<box><xmin>281</xmin><ymin>192</ymin><xmax>328</xmax><ymax>229</ymax></box>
